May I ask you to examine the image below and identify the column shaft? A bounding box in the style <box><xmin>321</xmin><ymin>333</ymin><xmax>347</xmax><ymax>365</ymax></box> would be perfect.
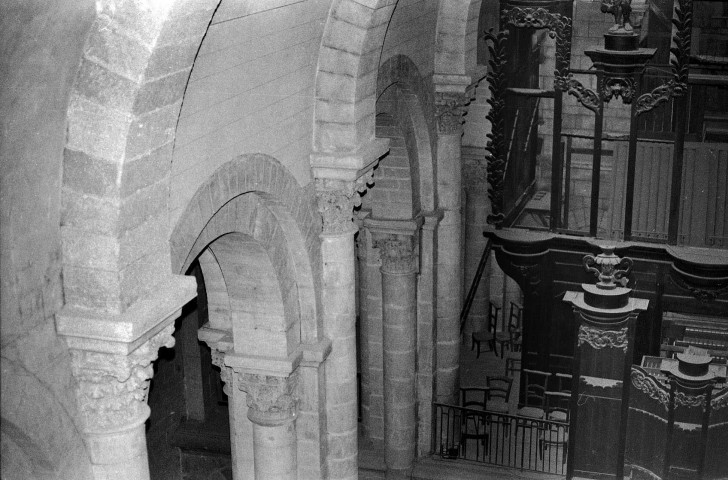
<box><xmin>321</xmin><ymin>231</ymin><xmax>359</xmax><ymax>479</ymax></box>
<box><xmin>436</xmin><ymin>132</ymin><xmax>463</xmax><ymax>404</ymax></box>
<box><xmin>463</xmin><ymin>174</ymin><xmax>490</xmax><ymax>336</ymax></box>
<box><xmin>252</xmin><ymin>422</ymin><xmax>297</xmax><ymax>480</ymax></box>
<box><xmin>382</xmin><ymin>269</ymin><xmax>417</xmax><ymax>478</ymax></box>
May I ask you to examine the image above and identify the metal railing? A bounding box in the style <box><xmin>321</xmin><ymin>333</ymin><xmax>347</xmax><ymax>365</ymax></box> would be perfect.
<box><xmin>432</xmin><ymin>403</ymin><xmax>569</xmax><ymax>476</ymax></box>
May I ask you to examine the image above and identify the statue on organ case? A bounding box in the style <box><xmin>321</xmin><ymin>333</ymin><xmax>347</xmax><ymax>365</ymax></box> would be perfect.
<box><xmin>601</xmin><ymin>0</ymin><xmax>633</xmax><ymax>34</ymax></box>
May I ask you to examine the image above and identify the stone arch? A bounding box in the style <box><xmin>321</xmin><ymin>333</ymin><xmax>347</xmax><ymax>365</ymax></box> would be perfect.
<box><xmin>314</xmin><ymin>0</ymin><xmax>398</xmax><ymax>153</ymax></box>
<box><xmin>434</xmin><ymin>0</ymin><xmax>482</xmax><ymax>76</ymax></box>
<box><xmin>60</xmin><ymin>0</ymin><xmax>220</xmax><ymax>314</ymax></box>
<box><xmin>170</xmin><ymin>154</ymin><xmax>321</xmax><ymax>344</ymax></box>
<box><xmin>372</xmin><ymin>55</ymin><xmax>436</xmax><ymax>215</ymax></box>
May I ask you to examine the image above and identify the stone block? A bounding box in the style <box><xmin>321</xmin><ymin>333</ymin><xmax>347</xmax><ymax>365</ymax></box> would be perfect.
<box><xmin>132</xmin><ymin>69</ymin><xmax>188</xmax><ymax>116</ymax></box>
<box><xmin>121</xmin><ymin>142</ymin><xmax>172</xmax><ymax>196</ymax></box>
<box><xmin>119</xmin><ymin>180</ymin><xmax>168</xmax><ymax>232</ymax></box>
<box><xmin>66</xmin><ymin>94</ymin><xmax>130</xmax><ymax>164</ymax></box>
<box><xmin>125</xmin><ymin>102</ymin><xmax>180</xmax><ymax>160</ymax></box>
<box><xmin>85</xmin><ymin>22</ymin><xmax>151</xmax><ymax>82</ymax></box>
<box><xmin>63</xmin><ymin>149</ymin><xmax>120</xmax><ymax>198</ymax></box>
<box><xmin>62</xmin><ymin>264</ymin><xmax>121</xmax><ymax>312</ymax></box>
<box><xmin>75</xmin><ymin>57</ymin><xmax>139</xmax><ymax>113</ymax></box>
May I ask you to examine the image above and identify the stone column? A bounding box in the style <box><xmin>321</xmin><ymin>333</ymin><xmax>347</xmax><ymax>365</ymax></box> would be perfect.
<box><xmin>368</xmin><ymin>219</ymin><xmax>421</xmax><ymax>479</ymax></box>
<box><xmin>68</xmin><ymin>325</ymin><xmax>175</xmax><ymax>480</ymax></box>
<box><xmin>356</xmin><ymin>222</ymin><xmax>383</xmax><ymax>448</ymax></box>
<box><xmin>316</xmin><ymin>174</ymin><xmax>373</xmax><ymax>479</ymax></box>
<box><xmin>56</xmin><ymin>276</ymin><xmax>196</xmax><ymax>480</ymax></box>
<box><xmin>462</xmin><ymin>150</ymin><xmax>490</xmax><ymax>337</ymax></box>
<box><xmin>433</xmin><ymin>75</ymin><xmax>471</xmax><ymax>404</ymax></box>
<box><xmin>237</xmin><ymin>371</ymin><xmax>299</xmax><ymax>480</ymax></box>
<box><xmin>199</xmin><ymin>327</ymin><xmax>255</xmax><ymax>479</ymax></box>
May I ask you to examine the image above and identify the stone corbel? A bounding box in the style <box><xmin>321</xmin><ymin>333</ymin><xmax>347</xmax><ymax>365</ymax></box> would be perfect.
<box><xmin>198</xmin><ymin>323</ymin><xmax>234</xmax><ymax>394</ymax></box>
<box><xmin>433</xmin><ymin>74</ymin><xmax>472</xmax><ymax>135</ymax></box>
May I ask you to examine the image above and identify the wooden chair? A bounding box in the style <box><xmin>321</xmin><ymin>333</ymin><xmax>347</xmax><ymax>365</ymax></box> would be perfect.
<box><xmin>471</xmin><ymin>303</ymin><xmax>499</xmax><ymax>358</ymax></box>
<box><xmin>459</xmin><ymin>387</ymin><xmax>489</xmax><ymax>457</ymax></box>
<box><xmin>485</xmin><ymin>376</ymin><xmax>512</xmax><ymax>414</ymax></box>
<box><xmin>494</xmin><ymin>302</ymin><xmax>522</xmax><ymax>358</ymax></box>
<box><xmin>517</xmin><ymin>369</ymin><xmax>551</xmax><ymax>419</ymax></box>
<box><xmin>540</xmin><ymin>391</ymin><xmax>570</xmax><ymax>463</ymax></box>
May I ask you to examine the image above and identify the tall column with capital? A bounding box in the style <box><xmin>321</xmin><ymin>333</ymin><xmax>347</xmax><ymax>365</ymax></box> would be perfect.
<box><xmin>433</xmin><ymin>75</ymin><xmax>471</xmax><ymax>404</ymax></box>
<box><xmin>199</xmin><ymin>327</ymin><xmax>255</xmax><ymax>479</ymax></box>
<box><xmin>67</xmin><ymin>325</ymin><xmax>175</xmax><ymax>480</ymax></box>
<box><xmin>316</xmin><ymin>175</ymin><xmax>371</xmax><ymax>479</ymax></box>
<box><xmin>369</xmin><ymin>219</ymin><xmax>420</xmax><ymax>479</ymax></box>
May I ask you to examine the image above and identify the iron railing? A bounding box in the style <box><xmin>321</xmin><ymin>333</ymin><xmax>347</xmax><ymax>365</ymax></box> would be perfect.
<box><xmin>433</xmin><ymin>403</ymin><xmax>569</xmax><ymax>476</ymax></box>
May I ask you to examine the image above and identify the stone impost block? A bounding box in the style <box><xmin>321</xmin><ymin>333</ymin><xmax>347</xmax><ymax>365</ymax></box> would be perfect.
<box><xmin>56</xmin><ymin>273</ymin><xmax>196</xmax><ymax>354</ymax></box>
<box><xmin>311</xmin><ymin>137</ymin><xmax>389</xmax><ymax>181</ymax></box>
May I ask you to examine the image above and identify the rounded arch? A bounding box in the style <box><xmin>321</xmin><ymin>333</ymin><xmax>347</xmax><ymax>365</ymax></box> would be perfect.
<box><xmin>60</xmin><ymin>0</ymin><xmax>220</xmax><ymax>313</ymax></box>
<box><xmin>372</xmin><ymin>55</ymin><xmax>436</xmax><ymax>215</ymax></box>
<box><xmin>171</xmin><ymin>154</ymin><xmax>321</xmax><ymax>344</ymax></box>
<box><xmin>314</xmin><ymin>0</ymin><xmax>398</xmax><ymax>153</ymax></box>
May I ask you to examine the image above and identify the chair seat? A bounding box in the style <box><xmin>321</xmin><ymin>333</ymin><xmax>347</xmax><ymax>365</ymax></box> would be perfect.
<box><xmin>488</xmin><ymin>400</ymin><xmax>509</xmax><ymax>413</ymax></box>
<box><xmin>495</xmin><ymin>332</ymin><xmax>510</xmax><ymax>342</ymax></box>
<box><xmin>517</xmin><ymin>406</ymin><xmax>545</xmax><ymax>419</ymax></box>
<box><xmin>548</xmin><ymin>410</ymin><xmax>568</xmax><ymax>422</ymax></box>
<box><xmin>473</xmin><ymin>331</ymin><xmax>494</xmax><ymax>342</ymax></box>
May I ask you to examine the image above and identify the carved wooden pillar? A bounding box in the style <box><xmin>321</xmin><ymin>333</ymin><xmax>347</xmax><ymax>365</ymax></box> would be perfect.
<box><xmin>564</xmin><ymin>247</ymin><xmax>648</xmax><ymax>480</ymax></box>
<box><xmin>433</xmin><ymin>75</ymin><xmax>471</xmax><ymax>404</ymax></box>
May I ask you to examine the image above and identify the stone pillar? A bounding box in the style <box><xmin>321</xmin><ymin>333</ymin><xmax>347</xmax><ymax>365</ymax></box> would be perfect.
<box><xmin>433</xmin><ymin>75</ymin><xmax>471</xmax><ymax>404</ymax></box>
<box><xmin>462</xmin><ymin>150</ymin><xmax>490</xmax><ymax>337</ymax></box>
<box><xmin>368</xmin><ymin>219</ymin><xmax>421</xmax><ymax>479</ymax></box>
<box><xmin>56</xmin><ymin>277</ymin><xmax>196</xmax><ymax>480</ymax></box>
<box><xmin>68</xmin><ymin>325</ymin><xmax>175</xmax><ymax>480</ymax></box>
<box><xmin>312</xmin><ymin>139</ymin><xmax>389</xmax><ymax>479</ymax></box>
<box><xmin>316</xmin><ymin>174</ymin><xmax>373</xmax><ymax>479</ymax></box>
<box><xmin>199</xmin><ymin>327</ymin><xmax>255</xmax><ymax>479</ymax></box>
<box><xmin>237</xmin><ymin>371</ymin><xmax>299</xmax><ymax>480</ymax></box>
<box><xmin>564</xmin><ymin>247</ymin><xmax>648</xmax><ymax>480</ymax></box>
<box><xmin>356</xmin><ymin>221</ymin><xmax>383</xmax><ymax>448</ymax></box>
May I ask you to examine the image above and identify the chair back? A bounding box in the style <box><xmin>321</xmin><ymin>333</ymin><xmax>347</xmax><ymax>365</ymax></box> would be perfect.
<box><xmin>522</xmin><ymin>369</ymin><xmax>551</xmax><ymax>408</ymax></box>
<box><xmin>488</xmin><ymin>302</ymin><xmax>500</xmax><ymax>334</ymax></box>
<box><xmin>545</xmin><ymin>391</ymin><xmax>571</xmax><ymax>422</ymax></box>
<box><xmin>508</xmin><ymin>302</ymin><xmax>523</xmax><ymax>330</ymax></box>
<box><xmin>460</xmin><ymin>387</ymin><xmax>489</xmax><ymax>410</ymax></box>
<box><xmin>486</xmin><ymin>376</ymin><xmax>513</xmax><ymax>403</ymax></box>
<box><xmin>554</xmin><ymin>373</ymin><xmax>572</xmax><ymax>394</ymax></box>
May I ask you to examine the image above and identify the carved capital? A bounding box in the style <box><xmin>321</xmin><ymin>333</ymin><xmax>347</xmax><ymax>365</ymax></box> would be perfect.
<box><xmin>70</xmin><ymin>324</ymin><xmax>175</xmax><ymax>431</ymax></box>
<box><xmin>210</xmin><ymin>349</ymin><xmax>234</xmax><ymax>396</ymax></box>
<box><xmin>316</xmin><ymin>174</ymin><xmax>373</xmax><ymax>235</ymax></box>
<box><xmin>435</xmin><ymin>92</ymin><xmax>468</xmax><ymax>135</ymax></box>
<box><xmin>356</xmin><ymin>228</ymin><xmax>381</xmax><ymax>265</ymax></box>
<box><xmin>238</xmin><ymin>371</ymin><xmax>299</xmax><ymax>426</ymax></box>
<box><xmin>374</xmin><ymin>234</ymin><xmax>417</xmax><ymax>275</ymax></box>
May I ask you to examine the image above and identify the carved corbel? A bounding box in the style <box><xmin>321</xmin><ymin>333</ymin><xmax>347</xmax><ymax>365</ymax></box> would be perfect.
<box><xmin>69</xmin><ymin>324</ymin><xmax>175</xmax><ymax>431</ymax></box>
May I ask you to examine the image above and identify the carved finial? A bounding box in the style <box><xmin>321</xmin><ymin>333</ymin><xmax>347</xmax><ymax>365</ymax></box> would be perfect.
<box><xmin>583</xmin><ymin>246</ymin><xmax>633</xmax><ymax>289</ymax></box>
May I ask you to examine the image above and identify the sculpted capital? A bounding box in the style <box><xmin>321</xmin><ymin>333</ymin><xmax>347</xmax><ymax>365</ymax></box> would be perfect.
<box><xmin>316</xmin><ymin>172</ymin><xmax>374</xmax><ymax>235</ymax></box>
<box><xmin>238</xmin><ymin>371</ymin><xmax>299</xmax><ymax>426</ymax></box>
<box><xmin>70</xmin><ymin>324</ymin><xmax>175</xmax><ymax>431</ymax></box>
<box><xmin>435</xmin><ymin>92</ymin><xmax>469</xmax><ymax>135</ymax></box>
